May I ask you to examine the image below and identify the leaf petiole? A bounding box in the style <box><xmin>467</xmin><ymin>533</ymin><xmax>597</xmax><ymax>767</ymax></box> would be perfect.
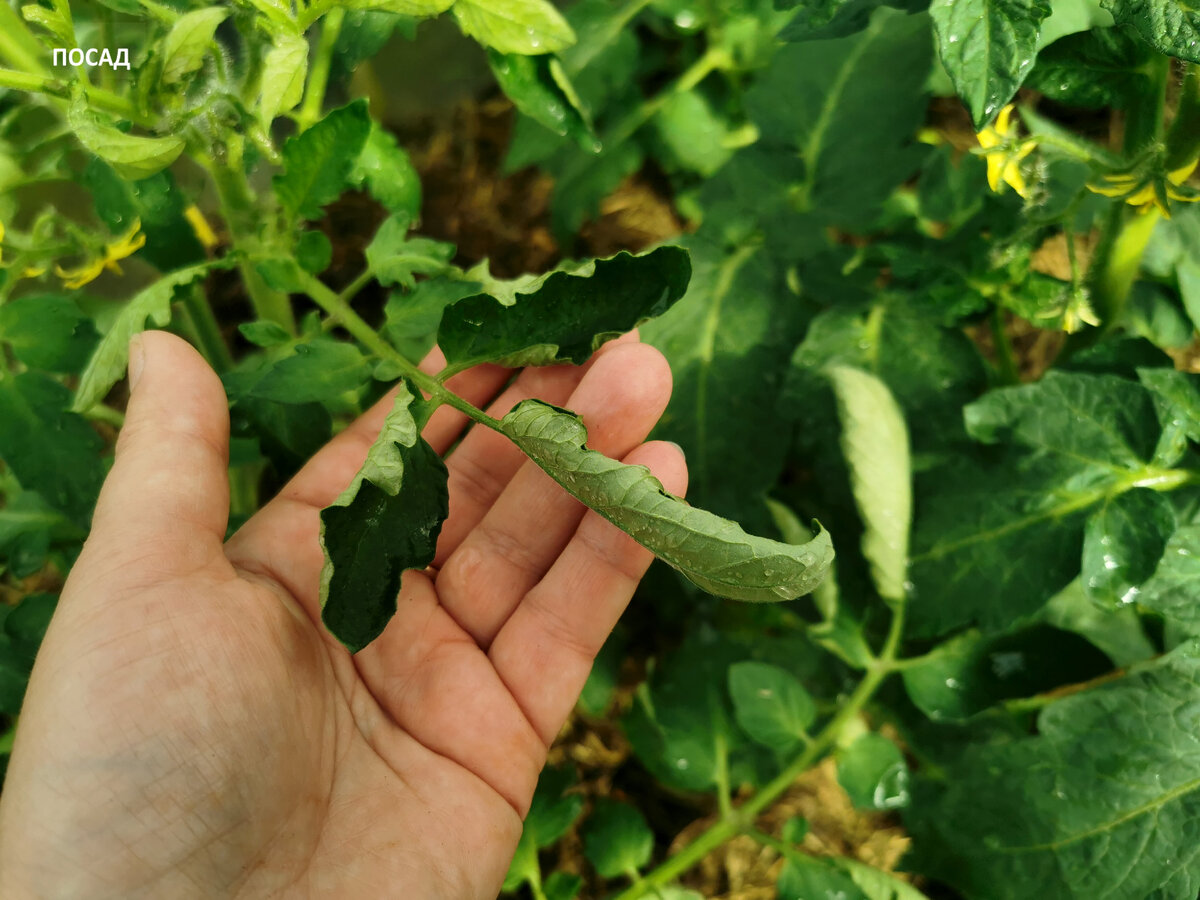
<box><xmin>295</xmin><ymin>269</ymin><xmax>504</xmax><ymax>432</ymax></box>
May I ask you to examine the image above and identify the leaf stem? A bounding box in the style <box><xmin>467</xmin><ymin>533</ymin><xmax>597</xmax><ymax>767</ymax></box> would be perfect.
<box><xmin>178</xmin><ymin>282</ymin><xmax>233</xmax><ymax>372</ymax></box>
<box><xmin>612</xmin><ymin>607</ymin><xmax>905</xmax><ymax>900</ymax></box>
<box><xmin>296</xmin><ymin>269</ymin><xmax>503</xmax><ymax>431</ymax></box>
<box><xmin>198</xmin><ymin>146</ymin><xmax>296</xmax><ymax>333</ymax></box>
<box><xmin>0</xmin><ymin>67</ymin><xmax>151</xmax><ymax>126</ymax></box>
<box><xmin>0</xmin><ymin>4</ymin><xmax>48</xmax><ymax>77</ymax></box>
<box><xmin>296</xmin><ymin>6</ymin><xmax>344</xmax><ymax>132</ymax></box>
<box><xmin>990</xmin><ymin>305</ymin><xmax>1019</xmax><ymax>385</ymax></box>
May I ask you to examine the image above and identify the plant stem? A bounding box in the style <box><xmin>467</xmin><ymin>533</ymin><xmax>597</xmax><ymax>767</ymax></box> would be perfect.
<box><xmin>613</xmin><ymin>609</ymin><xmax>905</xmax><ymax>900</ymax></box>
<box><xmin>0</xmin><ymin>4</ymin><xmax>48</xmax><ymax>76</ymax></box>
<box><xmin>713</xmin><ymin>729</ymin><xmax>734</xmax><ymax>821</ymax></box>
<box><xmin>82</xmin><ymin>402</ymin><xmax>125</xmax><ymax>428</ymax></box>
<box><xmin>607</xmin><ymin>47</ymin><xmax>729</xmax><ymax>149</ymax></box>
<box><xmin>297</xmin><ymin>270</ymin><xmax>503</xmax><ymax>431</ymax></box>
<box><xmin>179</xmin><ymin>282</ymin><xmax>233</xmax><ymax>372</ymax></box>
<box><xmin>0</xmin><ymin>68</ymin><xmax>150</xmax><ymax>126</ymax></box>
<box><xmin>201</xmin><ymin>148</ymin><xmax>296</xmax><ymax>333</ymax></box>
<box><xmin>1123</xmin><ymin>54</ymin><xmax>1168</xmax><ymax>155</ymax></box>
<box><xmin>990</xmin><ymin>305</ymin><xmax>1019</xmax><ymax>385</ymax></box>
<box><xmin>297</xmin><ymin>6</ymin><xmax>343</xmax><ymax>131</ymax></box>
<box><xmin>1095</xmin><ymin>206</ymin><xmax>1160</xmax><ymax>331</ymax></box>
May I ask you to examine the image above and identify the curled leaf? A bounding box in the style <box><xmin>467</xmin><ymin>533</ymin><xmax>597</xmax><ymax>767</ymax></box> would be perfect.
<box><xmin>500</xmin><ymin>399</ymin><xmax>834</xmax><ymax>602</ymax></box>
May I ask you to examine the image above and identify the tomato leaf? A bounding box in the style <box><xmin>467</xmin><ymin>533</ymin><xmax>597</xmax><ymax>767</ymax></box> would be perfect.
<box><xmin>908</xmin><ymin>642</ymin><xmax>1200</xmax><ymax>898</ymax></box>
<box><xmin>827</xmin><ymin>366</ymin><xmax>911</xmax><ymax>605</ymax></box>
<box><xmin>73</xmin><ymin>262</ymin><xmax>215</xmax><ymax>412</ymax></box>
<box><xmin>0</xmin><ymin>374</ymin><xmax>104</xmax><ymax>523</ymax></box>
<box><xmin>487</xmin><ymin>51</ymin><xmax>597</xmax><ymax>151</ymax></box>
<box><xmin>499</xmin><ymin>399</ymin><xmax>834</xmax><ymax>602</ymax></box>
<box><xmin>582</xmin><ymin>800</ymin><xmax>653</xmax><ymax>879</ymax></box>
<box><xmin>929</xmin><ymin>0</ymin><xmax>1050</xmax><ymax>128</ymax></box>
<box><xmin>160</xmin><ymin>7</ymin><xmax>228</xmax><ymax>84</ymax></box>
<box><xmin>438</xmin><ymin>246</ymin><xmax>691</xmax><ymax>372</ymax></box>
<box><xmin>452</xmin><ymin>0</ymin><xmax>576</xmax><ymax>55</ymax></box>
<box><xmin>1103</xmin><ymin>0</ymin><xmax>1200</xmax><ymax>63</ymax></box>
<box><xmin>319</xmin><ymin>381</ymin><xmax>448</xmax><ymax>653</ymax></box>
<box><xmin>274</xmin><ymin>101</ymin><xmax>372</xmax><ymax>221</ymax></box>
<box><xmin>727</xmin><ymin>660</ymin><xmax>816</xmax><ymax>749</ymax></box>
<box><xmin>0</xmin><ymin>294</ymin><xmax>98</xmax><ymax>373</ymax></box>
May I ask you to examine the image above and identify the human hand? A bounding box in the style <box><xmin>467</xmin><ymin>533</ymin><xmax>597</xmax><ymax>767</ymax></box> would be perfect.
<box><xmin>0</xmin><ymin>330</ymin><xmax>685</xmax><ymax>899</ymax></box>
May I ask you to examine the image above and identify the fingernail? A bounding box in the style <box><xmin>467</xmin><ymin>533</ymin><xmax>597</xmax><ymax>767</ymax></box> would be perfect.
<box><xmin>665</xmin><ymin>441</ymin><xmax>686</xmax><ymax>461</ymax></box>
<box><xmin>128</xmin><ymin>334</ymin><xmax>146</xmax><ymax>393</ymax></box>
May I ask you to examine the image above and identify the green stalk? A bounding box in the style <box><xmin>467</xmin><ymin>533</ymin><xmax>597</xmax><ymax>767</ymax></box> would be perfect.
<box><xmin>612</xmin><ymin>609</ymin><xmax>905</xmax><ymax>900</ymax></box>
<box><xmin>1167</xmin><ymin>66</ymin><xmax>1200</xmax><ymax>170</ymax></box>
<box><xmin>1086</xmin><ymin>204</ymin><xmax>1160</xmax><ymax>337</ymax></box>
<box><xmin>1124</xmin><ymin>55</ymin><xmax>1168</xmax><ymax>155</ymax></box>
<box><xmin>202</xmin><ymin>147</ymin><xmax>296</xmax><ymax>334</ymax></box>
<box><xmin>990</xmin><ymin>305</ymin><xmax>1019</xmax><ymax>385</ymax></box>
<box><xmin>0</xmin><ymin>3</ymin><xmax>48</xmax><ymax>76</ymax></box>
<box><xmin>0</xmin><ymin>68</ymin><xmax>150</xmax><ymax>125</ymax></box>
<box><xmin>606</xmin><ymin>47</ymin><xmax>730</xmax><ymax>150</ymax></box>
<box><xmin>296</xmin><ymin>6</ymin><xmax>344</xmax><ymax>131</ymax></box>
<box><xmin>179</xmin><ymin>283</ymin><xmax>233</xmax><ymax>372</ymax></box>
<box><xmin>297</xmin><ymin>269</ymin><xmax>503</xmax><ymax>430</ymax></box>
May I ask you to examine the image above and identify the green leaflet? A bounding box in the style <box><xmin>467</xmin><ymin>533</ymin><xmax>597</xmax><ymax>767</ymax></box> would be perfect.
<box><xmin>908</xmin><ymin>372</ymin><xmax>1171</xmax><ymax>636</ymax></box>
<box><xmin>652</xmin><ymin>90</ymin><xmax>735</xmax><ymax>177</ymax></box>
<box><xmin>1103</xmin><ymin>0</ymin><xmax>1200</xmax><ymax>63</ymax></box>
<box><xmin>452</xmin><ymin>0</ymin><xmax>576</xmax><ymax>55</ymax></box>
<box><xmin>1027</xmin><ymin>27</ymin><xmax>1151</xmax><ymax>108</ymax></box>
<box><xmin>319</xmin><ymin>382</ymin><xmax>448</xmax><ymax>653</ymax></box>
<box><xmin>1080</xmin><ymin>488</ymin><xmax>1175</xmax><ymax>606</ymax></box>
<box><xmin>643</xmin><ymin>236</ymin><xmax>806</xmax><ymax>524</ymax></box>
<box><xmin>69</xmin><ymin>109</ymin><xmax>185</xmax><ymax>181</ymax></box>
<box><xmin>383</xmin><ymin>276</ymin><xmax>480</xmax><ymax>361</ymax></box>
<box><xmin>500</xmin><ymin>399</ymin><xmax>834</xmax><ymax>602</ymax></box>
<box><xmin>438</xmin><ymin>246</ymin><xmax>691</xmax><ymax>372</ymax></box>
<box><xmin>900</xmin><ymin>623</ymin><xmax>1113</xmax><ymax>721</ymax></box>
<box><xmin>837</xmin><ymin>733</ymin><xmax>909</xmax><ymax>810</ymax></box>
<box><xmin>1136</xmin><ymin>525</ymin><xmax>1200</xmax><ymax>637</ymax></box>
<box><xmin>259</xmin><ymin>31</ymin><xmax>308</xmax><ymax>125</ymax></box>
<box><xmin>160</xmin><ymin>7</ymin><xmax>228</xmax><ymax>84</ymax></box>
<box><xmin>779</xmin><ymin>854</ymin><xmax>931</xmax><ymax>900</ymax></box>
<box><xmin>486</xmin><ymin>51</ymin><xmax>597</xmax><ymax>151</ymax></box>
<box><xmin>727</xmin><ymin>660</ymin><xmax>816</xmax><ymax>749</ymax></box>
<box><xmin>348</xmin><ymin>123</ymin><xmax>422</xmax><ymax>220</ymax></box>
<box><xmin>273</xmin><ymin>101</ymin><xmax>371</xmax><ymax>221</ymax></box>
<box><xmin>0</xmin><ymin>294</ymin><xmax>98</xmax><ymax>374</ymax></box>
<box><xmin>930</xmin><ymin>0</ymin><xmax>1049</xmax><ymax>128</ymax></box>
<box><xmin>241</xmin><ymin>340</ymin><xmax>371</xmax><ymax>405</ymax></box>
<box><xmin>73</xmin><ymin>262</ymin><xmax>214</xmax><ymax>411</ymax></box>
<box><xmin>503</xmin><ymin>767</ymin><xmax>583</xmax><ymax>893</ymax></box>
<box><xmin>827</xmin><ymin>366</ymin><xmax>911</xmax><ymax>605</ymax></box>
<box><xmin>0</xmin><ymin>374</ymin><xmax>104</xmax><ymax>523</ymax></box>
<box><xmin>744</xmin><ymin>8</ymin><xmax>932</xmax><ymax>230</ymax></box>
<box><xmin>82</xmin><ymin>162</ymin><xmax>206</xmax><ymax>271</ymax></box>
<box><xmin>340</xmin><ymin>0</ymin><xmax>452</xmax><ymax>14</ymax></box>
<box><xmin>0</xmin><ymin>492</ymin><xmax>80</xmax><ymax>578</ymax></box>
<box><xmin>582</xmin><ymin>800</ymin><xmax>653</xmax><ymax>879</ymax></box>
<box><xmin>907</xmin><ymin>642</ymin><xmax>1200</xmax><ymax>899</ymax></box>
<box><xmin>365</xmin><ymin>215</ymin><xmax>456</xmax><ymax>289</ymax></box>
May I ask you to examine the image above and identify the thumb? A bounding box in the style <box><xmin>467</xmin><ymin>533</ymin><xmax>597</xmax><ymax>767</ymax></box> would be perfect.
<box><xmin>86</xmin><ymin>331</ymin><xmax>231</xmax><ymax>576</ymax></box>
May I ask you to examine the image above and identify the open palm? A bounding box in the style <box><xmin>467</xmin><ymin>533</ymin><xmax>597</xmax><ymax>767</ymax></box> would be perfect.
<box><xmin>0</xmin><ymin>331</ymin><xmax>685</xmax><ymax>899</ymax></box>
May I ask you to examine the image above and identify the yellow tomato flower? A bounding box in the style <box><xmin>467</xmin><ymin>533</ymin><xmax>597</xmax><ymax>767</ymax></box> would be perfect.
<box><xmin>55</xmin><ymin>219</ymin><xmax>147</xmax><ymax>289</ymax></box>
<box><xmin>184</xmin><ymin>204</ymin><xmax>219</xmax><ymax>250</ymax></box>
<box><xmin>976</xmin><ymin>105</ymin><xmax>1037</xmax><ymax>198</ymax></box>
<box><xmin>1088</xmin><ymin>159</ymin><xmax>1200</xmax><ymax>217</ymax></box>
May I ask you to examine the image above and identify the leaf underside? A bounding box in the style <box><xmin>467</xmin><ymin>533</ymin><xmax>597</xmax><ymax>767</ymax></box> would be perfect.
<box><xmin>500</xmin><ymin>399</ymin><xmax>835</xmax><ymax>602</ymax></box>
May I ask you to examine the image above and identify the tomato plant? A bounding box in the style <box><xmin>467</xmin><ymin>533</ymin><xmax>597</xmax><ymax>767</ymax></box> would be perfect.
<box><xmin>4</xmin><ymin>0</ymin><xmax>1200</xmax><ymax>896</ymax></box>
